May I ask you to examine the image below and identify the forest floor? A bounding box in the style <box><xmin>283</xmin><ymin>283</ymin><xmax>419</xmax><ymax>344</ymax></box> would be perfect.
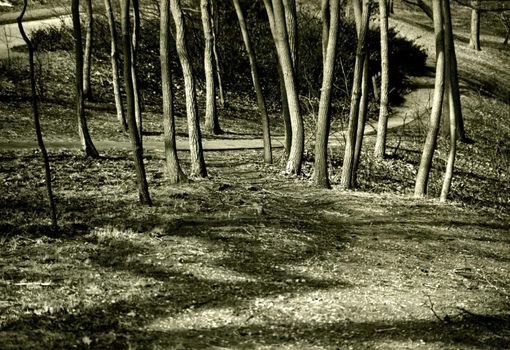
<box><xmin>1</xmin><ymin>3</ymin><xmax>510</xmax><ymax>350</ymax></box>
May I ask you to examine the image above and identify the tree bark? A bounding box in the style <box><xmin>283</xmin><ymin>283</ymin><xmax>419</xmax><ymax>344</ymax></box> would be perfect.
<box><xmin>313</xmin><ymin>0</ymin><xmax>340</xmax><ymax>189</ymax></box>
<box><xmin>18</xmin><ymin>1</ymin><xmax>58</xmax><ymax>228</ymax></box>
<box><xmin>132</xmin><ymin>0</ymin><xmax>143</xmax><ymax>145</ymax></box>
<box><xmin>340</xmin><ymin>0</ymin><xmax>370</xmax><ymax>190</ymax></box>
<box><xmin>374</xmin><ymin>0</ymin><xmax>389</xmax><ymax>158</ymax></box>
<box><xmin>414</xmin><ymin>0</ymin><xmax>445</xmax><ymax>197</ymax></box>
<box><xmin>468</xmin><ymin>5</ymin><xmax>481</xmax><ymax>50</ymax></box>
<box><xmin>233</xmin><ymin>0</ymin><xmax>272</xmax><ymax>163</ymax></box>
<box><xmin>72</xmin><ymin>0</ymin><xmax>99</xmax><ymax>158</ymax></box>
<box><xmin>83</xmin><ymin>0</ymin><xmax>93</xmax><ymax>100</ymax></box>
<box><xmin>201</xmin><ymin>0</ymin><xmax>222</xmax><ymax>135</ymax></box>
<box><xmin>170</xmin><ymin>0</ymin><xmax>208</xmax><ymax>178</ymax></box>
<box><xmin>321</xmin><ymin>0</ymin><xmax>330</xmax><ymax>68</ymax></box>
<box><xmin>161</xmin><ymin>0</ymin><xmax>187</xmax><ymax>184</ymax></box>
<box><xmin>352</xmin><ymin>52</ymin><xmax>369</xmax><ymax>184</ymax></box>
<box><xmin>210</xmin><ymin>0</ymin><xmax>226</xmax><ymax>108</ymax></box>
<box><xmin>121</xmin><ymin>0</ymin><xmax>152</xmax><ymax>205</ymax></box>
<box><xmin>265</xmin><ymin>0</ymin><xmax>304</xmax><ymax>175</ymax></box>
<box><xmin>104</xmin><ymin>0</ymin><xmax>127</xmax><ymax>131</ymax></box>
<box><xmin>283</xmin><ymin>0</ymin><xmax>299</xmax><ymax>76</ymax></box>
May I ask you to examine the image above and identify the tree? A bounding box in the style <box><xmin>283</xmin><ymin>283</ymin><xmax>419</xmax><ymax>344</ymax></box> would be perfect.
<box><xmin>313</xmin><ymin>0</ymin><xmax>340</xmax><ymax>188</ymax></box>
<box><xmin>201</xmin><ymin>0</ymin><xmax>222</xmax><ymax>135</ymax></box>
<box><xmin>161</xmin><ymin>0</ymin><xmax>187</xmax><ymax>183</ymax></box>
<box><xmin>352</xmin><ymin>54</ymin><xmax>369</xmax><ymax>183</ymax></box>
<box><xmin>132</xmin><ymin>0</ymin><xmax>143</xmax><ymax>144</ymax></box>
<box><xmin>83</xmin><ymin>0</ymin><xmax>94</xmax><ymax>100</ymax></box>
<box><xmin>340</xmin><ymin>0</ymin><xmax>371</xmax><ymax>189</ymax></box>
<box><xmin>414</xmin><ymin>0</ymin><xmax>445</xmax><ymax>197</ymax></box>
<box><xmin>18</xmin><ymin>0</ymin><xmax>58</xmax><ymax>228</ymax></box>
<box><xmin>232</xmin><ymin>0</ymin><xmax>272</xmax><ymax>163</ymax></box>
<box><xmin>121</xmin><ymin>0</ymin><xmax>152</xmax><ymax>205</ymax></box>
<box><xmin>211</xmin><ymin>0</ymin><xmax>226</xmax><ymax>108</ymax></box>
<box><xmin>104</xmin><ymin>0</ymin><xmax>127</xmax><ymax>131</ymax></box>
<box><xmin>263</xmin><ymin>0</ymin><xmax>304</xmax><ymax>175</ymax></box>
<box><xmin>374</xmin><ymin>0</ymin><xmax>390</xmax><ymax>158</ymax></box>
<box><xmin>170</xmin><ymin>0</ymin><xmax>208</xmax><ymax>178</ymax></box>
<box><xmin>72</xmin><ymin>0</ymin><xmax>99</xmax><ymax>158</ymax></box>
<box><xmin>469</xmin><ymin>1</ymin><xmax>482</xmax><ymax>50</ymax></box>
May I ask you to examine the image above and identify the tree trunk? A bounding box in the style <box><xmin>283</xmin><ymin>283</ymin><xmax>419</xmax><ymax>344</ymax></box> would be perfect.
<box><xmin>161</xmin><ymin>0</ymin><xmax>187</xmax><ymax>184</ymax></box>
<box><xmin>283</xmin><ymin>0</ymin><xmax>299</xmax><ymax>76</ymax></box>
<box><xmin>321</xmin><ymin>0</ymin><xmax>330</xmax><ymax>68</ymax></box>
<box><xmin>414</xmin><ymin>0</ymin><xmax>445</xmax><ymax>197</ymax></box>
<box><xmin>201</xmin><ymin>0</ymin><xmax>222</xmax><ymax>135</ymax></box>
<box><xmin>18</xmin><ymin>1</ymin><xmax>58</xmax><ymax>228</ymax></box>
<box><xmin>340</xmin><ymin>0</ymin><xmax>370</xmax><ymax>190</ymax></box>
<box><xmin>313</xmin><ymin>0</ymin><xmax>340</xmax><ymax>189</ymax></box>
<box><xmin>468</xmin><ymin>6</ymin><xmax>481</xmax><ymax>50</ymax></box>
<box><xmin>104</xmin><ymin>0</ymin><xmax>127</xmax><ymax>131</ymax></box>
<box><xmin>72</xmin><ymin>0</ymin><xmax>99</xmax><ymax>158</ymax></box>
<box><xmin>83</xmin><ymin>0</ymin><xmax>93</xmax><ymax>100</ymax></box>
<box><xmin>132</xmin><ymin>0</ymin><xmax>143</xmax><ymax>144</ymax></box>
<box><xmin>265</xmin><ymin>0</ymin><xmax>304</xmax><ymax>175</ymax></box>
<box><xmin>210</xmin><ymin>0</ymin><xmax>225</xmax><ymax>108</ymax></box>
<box><xmin>440</xmin><ymin>0</ymin><xmax>458</xmax><ymax>201</ymax></box>
<box><xmin>352</xmin><ymin>52</ymin><xmax>369</xmax><ymax>185</ymax></box>
<box><xmin>170</xmin><ymin>0</ymin><xmax>208</xmax><ymax>178</ymax></box>
<box><xmin>374</xmin><ymin>0</ymin><xmax>389</xmax><ymax>158</ymax></box>
<box><xmin>233</xmin><ymin>0</ymin><xmax>272</xmax><ymax>163</ymax></box>
<box><xmin>121</xmin><ymin>0</ymin><xmax>152</xmax><ymax>205</ymax></box>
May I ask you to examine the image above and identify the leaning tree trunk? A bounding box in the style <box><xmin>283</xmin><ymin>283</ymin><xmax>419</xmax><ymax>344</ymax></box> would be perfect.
<box><xmin>321</xmin><ymin>0</ymin><xmax>330</xmax><ymax>68</ymax></box>
<box><xmin>104</xmin><ymin>0</ymin><xmax>127</xmax><ymax>131</ymax></box>
<box><xmin>352</xmin><ymin>52</ymin><xmax>370</xmax><ymax>185</ymax></box>
<box><xmin>210</xmin><ymin>0</ymin><xmax>225</xmax><ymax>108</ymax></box>
<box><xmin>132</xmin><ymin>0</ymin><xmax>143</xmax><ymax>144</ymax></box>
<box><xmin>414</xmin><ymin>0</ymin><xmax>445</xmax><ymax>197</ymax></box>
<box><xmin>233</xmin><ymin>0</ymin><xmax>272</xmax><ymax>163</ymax></box>
<box><xmin>201</xmin><ymin>0</ymin><xmax>222</xmax><ymax>135</ymax></box>
<box><xmin>121</xmin><ymin>0</ymin><xmax>152</xmax><ymax>205</ymax></box>
<box><xmin>340</xmin><ymin>0</ymin><xmax>370</xmax><ymax>190</ymax></box>
<box><xmin>83</xmin><ymin>0</ymin><xmax>93</xmax><ymax>100</ymax></box>
<box><xmin>170</xmin><ymin>0</ymin><xmax>208</xmax><ymax>178</ymax></box>
<box><xmin>283</xmin><ymin>0</ymin><xmax>299</xmax><ymax>76</ymax></box>
<box><xmin>18</xmin><ymin>1</ymin><xmax>58</xmax><ymax>228</ymax></box>
<box><xmin>265</xmin><ymin>0</ymin><xmax>304</xmax><ymax>175</ymax></box>
<box><xmin>468</xmin><ymin>5</ymin><xmax>481</xmax><ymax>50</ymax></box>
<box><xmin>374</xmin><ymin>0</ymin><xmax>389</xmax><ymax>158</ymax></box>
<box><xmin>161</xmin><ymin>0</ymin><xmax>187</xmax><ymax>183</ymax></box>
<box><xmin>72</xmin><ymin>0</ymin><xmax>99</xmax><ymax>158</ymax></box>
<box><xmin>314</xmin><ymin>0</ymin><xmax>340</xmax><ymax>189</ymax></box>
<box><xmin>440</xmin><ymin>0</ymin><xmax>458</xmax><ymax>202</ymax></box>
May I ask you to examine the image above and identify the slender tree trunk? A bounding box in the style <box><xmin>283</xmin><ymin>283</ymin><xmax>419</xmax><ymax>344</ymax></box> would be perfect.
<box><xmin>121</xmin><ymin>0</ymin><xmax>152</xmax><ymax>205</ymax></box>
<box><xmin>18</xmin><ymin>1</ymin><xmax>58</xmax><ymax>228</ymax></box>
<box><xmin>468</xmin><ymin>5</ymin><xmax>481</xmax><ymax>50</ymax></box>
<box><xmin>374</xmin><ymin>0</ymin><xmax>389</xmax><ymax>158</ymax></box>
<box><xmin>283</xmin><ymin>0</ymin><xmax>299</xmax><ymax>76</ymax></box>
<box><xmin>321</xmin><ymin>0</ymin><xmax>330</xmax><ymax>68</ymax></box>
<box><xmin>83</xmin><ymin>0</ymin><xmax>93</xmax><ymax>100</ymax></box>
<box><xmin>104</xmin><ymin>0</ymin><xmax>127</xmax><ymax>131</ymax></box>
<box><xmin>352</xmin><ymin>52</ymin><xmax>369</xmax><ymax>184</ymax></box>
<box><xmin>314</xmin><ymin>0</ymin><xmax>340</xmax><ymax>189</ymax></box>
<box><xmin>170</xmin><ymin>0</ymin><xmax>207</xmax><ymax>178</ymax></box>
<box><xmin>440</xmin><ymin>0</ymin><xmax>458</xmax><ymax>201</ymax></box>
<box><xmin>340</xmin><ymin>0</ymin><xmax>370</xmax><ymax>189</ymax></box>
<box><xmin>201</xmin><ymin>0</ymin><xmax>222</xmax><ymax>135</ymax></box>
<box><xmin>233</xmin><ymin>0</ymin><xmax>272</xmax><ymax>163</ymax></box>
<box><xmin>161</xmin><ymin>0</ymin><xmax>187</xmax><ymax>183</ymax></box>
<box><xmin>210</xmin><ymin>0</ymin><xmax>225</xmax><ymax>108</ymax></box>
<box><xmin>414</xmin><ymin>0</ymin><xmax>445</xmax><ymax>197</ymax></box>
<box><xmin>132</xmin><ymin>0</ymin><xmax>143</xmax><ymax>144</ymax></box>
<box><xmin>265</xmin><ymin>0</ymin><xmax>304</xmax><ymax>175</ymax></box>
<box><xmin>72</xmin><ymin>0</ymin><xmax>99</xmax><ymax>158</ymax></box>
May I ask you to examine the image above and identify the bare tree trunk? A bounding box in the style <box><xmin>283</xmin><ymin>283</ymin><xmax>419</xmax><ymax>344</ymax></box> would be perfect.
<box><xmin>314</xmin><ymin>0</ymin><xmax>340</xmax><ymax>189</ymax></box>
<box><xmin>121</xmin><ymin>0</ymin><xmax>152</xmax><ymax>205</ymax></box>
<box><xmin>340</xmin><ymin>0</ymin><xmax>370</xmax><ymax>190</ymax></box>
<box><xmin>414</xmin><ymin>0</ymin><xmax>445</xmax><ymax>197</ymax></box>
<box><xmin>265</xmin><ymin>0</ymin><xmax>304</xmax><ymax>175</ymax></box>
<box><xmin>170</xmin><ymin>0</ymin><xmax>208</xmax><ymax>178</ymax></box>
<box><xmin>72</xmin><ymin>0</ymin><xmax>99</xmax><ymax>158</ymax></box>
<box><xmin>104</xmin><ymin>0</ymin><xmax>127</xmax><ymax>131</ymax></box>
<box><xmin>283</xmin><ymin>0</ymin><xmax>299</xmax><ymax>76</ymax></box>
<box><xmin>440</xmin><ymin>0</ymin><xmax>458</xmax><ymax>201</ymax></box>
<box><xmin>132</xmin><ymin>0</ymin><xmax>143</xmax><ymax>144</ymax></box>
<box><xmin>18</xmin><ymin>1</ymin><xmax>58</xmax><ymax>228</ymax></box>
<box><xmin>321</xmin><ymin>0</ymin><xmax>330</xmax><ymax>68</ymax></box>
<box><xmin>210</xmin><ymin>0</ymin><xmax>225</xmax><ymax>108</ymax></box>
<box><xmin>161</xmin><ymin>0</ymin><xmax>187</xmax><ymax>184</ymax></box>
<box><xmin>201</xmin><ymin>0</ymin><xmax>222</xmax><ymax>135</ymax></box>
<box><xmin>83</xmin><ymin>0</ymin><xmax>93</xmax><ymax>100</ymax></box>
<box><xmin>233</xmin><ymin>0</ymin><xmax>272</xmax><ymax>163</ymax></box>
<box><xmin>468</xmin><ymin>5</ymin><xmax>481</xmax><ymax>50</ymax></box>
<box><xmin>352</xmin><ymin>52</ymin><xmax>369</xmax><ymax>184</ymax></box>
<box><xmin>374</xmin><ymin>0</ymin><xmax>389</xmax><ymax>158</ymax></box>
